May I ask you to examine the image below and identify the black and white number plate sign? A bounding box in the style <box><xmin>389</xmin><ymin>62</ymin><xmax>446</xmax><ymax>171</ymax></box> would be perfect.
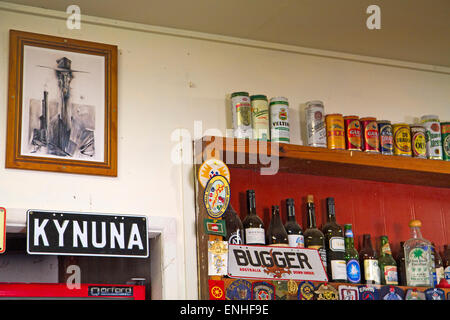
<box><xmin>27</xmin><ymin>210</ymin><xmax>149</xmax><ymax>258</ymax></box>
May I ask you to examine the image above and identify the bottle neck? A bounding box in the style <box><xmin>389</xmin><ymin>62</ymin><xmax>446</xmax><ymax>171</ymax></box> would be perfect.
<box><xmin>247</xmin><ymin>193</ymin><xmax>256</xmax><ymax>215</ymax></box>
<box><xmin>345</xmin><ymin>235</ymin><xmax>355</xmax><ymax>248</ymax></box>
<box><xmin>327</xmin><ymin>213</ymin><xmax>336</xmax><ymax>223</ymax></box>
<box><xmin>286</xmin><ymin>203</ymin><xmax>296</xmax><ymax>222</ymax></box>
<box><xmin>363</xmin><ymin>236</ymin><xmax>373</xmax><ymax>251</ymax></box>
<box><xmin>380</xmin><ymin>237</ymin><xmax>392</xmax><ymax>256</ymax></box>
<box><xmin>410</xmin><ymin>227</ymin><xmax>423</xmax><ymax>239</ymax></box>
<box><xmin>272</xmin><ymin>209</ymin><xmax>282</xmax><ymax>226</ymax></box>
<box><xmin>307</xmin><ymin>203</ymin><xmax>316</xmax><ymax>228</ymax></box>
<box><xmin>327</xmin><ymin>199</ymin><xmax>336</xmax><ymax>223</ymax></box>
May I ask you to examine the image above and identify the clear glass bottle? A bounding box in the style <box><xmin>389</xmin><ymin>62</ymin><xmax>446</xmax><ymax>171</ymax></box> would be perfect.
<box><xmin>404</xmin><ymin>219</ymin><xmax>433</xmax><ymax>287</ymax></box>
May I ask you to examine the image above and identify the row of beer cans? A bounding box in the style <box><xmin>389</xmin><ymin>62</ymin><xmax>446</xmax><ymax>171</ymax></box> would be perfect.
<box><xmin>306</xmin><ymin>101</ymin><xmax>450</xmax><ymax>160</ymax></box>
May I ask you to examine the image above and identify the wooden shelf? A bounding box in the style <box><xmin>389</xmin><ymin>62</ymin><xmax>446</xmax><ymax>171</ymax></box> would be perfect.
<box><xmin>196</xmin><ymin>136</ymin><xmax>450</xmax><ymax>188</ymax></box>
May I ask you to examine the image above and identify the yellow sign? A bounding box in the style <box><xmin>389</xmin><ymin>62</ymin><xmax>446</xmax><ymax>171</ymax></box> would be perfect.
<box><xmin>0</xmin><ymin>208</ymin><xmax>5</xmax><ymax>254</ymax></box>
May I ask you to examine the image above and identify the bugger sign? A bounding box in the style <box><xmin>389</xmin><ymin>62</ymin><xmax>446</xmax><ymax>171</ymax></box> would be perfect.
<box><xmin>228</xmin><ymin>244</ymin><xmax>328</xmax><ymax>282</ymax></box>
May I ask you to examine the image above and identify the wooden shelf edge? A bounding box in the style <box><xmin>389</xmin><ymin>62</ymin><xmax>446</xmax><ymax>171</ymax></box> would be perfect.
<box><xmin>195</xmin><ymin>136</ymin><xmax>450</xmax><ymax>188</ymax></box>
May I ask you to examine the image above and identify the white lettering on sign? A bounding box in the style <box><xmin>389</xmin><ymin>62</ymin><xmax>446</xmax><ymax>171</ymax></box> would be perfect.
<box><xmin>110</xmin><ymin>222</ymin><xmax>125</xmax><ymax>249</ymax></box>
<box><xmin>128</xmin><ymin>223</ymin><xmax>144</xmax><ymax>250</ymax></box>
<box><xmin>73</xmin><ymin>221</ymin><xmax>88</xmax><ymax>248</ymax></box>
<box><xmin>92</xmin><ymin>221</ymin><xmax>107</xmax><ymax>248</ymax></box>
<box><xmin>53</xmin><ymin>220</ymin><xmax>69</xmax><ymax>247</ymax></box>
<box><xmin>34</xmin><ymin>218</ymin><xmax>49</xmax><ymax>246</ymax></box>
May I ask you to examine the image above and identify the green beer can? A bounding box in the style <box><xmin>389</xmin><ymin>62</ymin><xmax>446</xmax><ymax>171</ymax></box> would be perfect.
<box><xmin>442</xmin><ymin>122</ymin><xmax>450</xmax><ymax>161</ymax></box>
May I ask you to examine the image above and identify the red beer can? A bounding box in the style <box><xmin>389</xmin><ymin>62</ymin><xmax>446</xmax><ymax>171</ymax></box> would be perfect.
<box><xmin>344</xmin><ymin>115</ymin><xmax>362</xmax><ymax>151</ymax></box>
<box><xmin>360</xmin><ymin>117</ymin><xmax>380</xmax><ymax>153</ymax></box>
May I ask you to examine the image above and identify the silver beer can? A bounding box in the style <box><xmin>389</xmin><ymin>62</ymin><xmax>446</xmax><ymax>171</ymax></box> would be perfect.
<box><xmin>305</xmin><ymin>100</ymin><xmax>326</xmax><ymax>147</ymax></box>
<box><xmin>231</xmin><ymin>92</ymin><xmax>252</xmax><ymax>139</ymax></box>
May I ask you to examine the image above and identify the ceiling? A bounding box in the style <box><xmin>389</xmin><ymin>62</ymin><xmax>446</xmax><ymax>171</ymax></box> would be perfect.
<box><xmin>3</xmin><ymin>0</ymin><xmax>450</xmax><ymax>67</ymax></box>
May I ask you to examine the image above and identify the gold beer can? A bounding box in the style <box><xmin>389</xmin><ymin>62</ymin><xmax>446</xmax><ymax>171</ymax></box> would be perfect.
<box><xmin>326</xmin><ymin>114</ymin><xmax>345</xmax><ymax>150</ymax></box>
<box><xmin>392</xmin><ymin>123</ymin><xmax>412</xmax><ymax>156</ymax></box>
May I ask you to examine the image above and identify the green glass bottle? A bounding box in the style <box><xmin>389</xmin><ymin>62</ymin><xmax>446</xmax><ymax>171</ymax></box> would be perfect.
<box><xmin>344</xmin><ymin>224</ymin><xmax>361</xmax><ymax>284</ymax></box>
<box><xmin>378</xmin><ymin>235</ymin><xmax>398</xmax><ymax>285</ymax></box>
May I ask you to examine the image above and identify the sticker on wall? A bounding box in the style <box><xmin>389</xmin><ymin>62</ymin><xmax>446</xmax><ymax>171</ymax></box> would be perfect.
<box><xmin>252</xmin><ymin>281</ymin><xmax>275</xmax><ymax>300</ymax></box>
<box><xmin>380</xmin><ymin>286</ymin><xmax>404</xmax><ymax>300</ymax></box>
<box><xmin>297</xmin><ymin>281</ymin><xmax>315</xmax><ymax>300</ymax></box>
<box><xmin>203</xmin><ymin>218</ymin><xmax>227</xmax><ymax>237</ymax></box>
<box><xmin>203</xmin><ymin>175</ymin><xmax>230</xmax><ymax>219</ymax></box>
<box><xmin>207</xmin><ymin>240</ymin><xmax>228</xmax><ymax>276</ymax></box>
<box><xmin>208</xmin><ymin>279</ymin><xmax>226</xmax><ymax>300</ymax></box>
<box><xmin>338</xmin><ymin>285</ymin><xmax>359</xmax><ymax>300</ymax></box>
<box><xmin>226</xmin><ymin>279</ymin><xmax>251</xmax><ymax>300</ymax></box>
<box><xmin>314</xmin><ymin>283</ymin><xmax>338</xmax><ymax>300</ymax></box>
<box><xmin>358</xmin><ymin>285</ymin><xmax>380</xmax><ymax>300</ymax></box>
<box><xmin>405</xmin><ymin>289</ymin><xmax>426</xmax><ymax>300</ymax></box>
<box><xmin>0</xmin><ymin>208</ymin><xmax>6</xmax><ymax>254</ymax></box>
<box><xmin>424</xmin><ymin>288</ymin><xmax>445</xmax><ymax>300</ymax></box>
<box><xmin>198</xmin><ymin>158</ymin><xmax>230</xmax><ymax>188</ymax></box>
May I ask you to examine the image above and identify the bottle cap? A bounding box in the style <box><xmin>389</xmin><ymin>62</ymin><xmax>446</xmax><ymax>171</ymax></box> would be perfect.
<box><xmin>409</xmin><ymin>219</ymin><xmax>422</xmax><ymax>228</ymax></box>
<box><xmin>306</xmin><ymin>195</ymin><xmax>314</xmax><ymax>203</ymax></box>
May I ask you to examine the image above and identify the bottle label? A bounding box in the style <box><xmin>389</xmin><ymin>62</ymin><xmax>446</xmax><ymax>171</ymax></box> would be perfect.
<box><xmin>445</xmin><ymin>266</ymin><xmax>450</xmax><ymax>280</ymax></box>
<box><xmin>228</xmin><ymin>231</ymin><xmax>242</xmax><ymax>245</ymax></box>
<box><xmin>344</xmin><ymin>229</ymin><xmax>353</xmax><ymax>238</ymax></box>
<box><xmin>364</xmin><ymin>259</ymin><xmax>381</xmax><ymax>284</ymax></box>
<box><xmin>329</xmin><ymin>237</ymin><xmax>345</xmax><ymax>252</ymax></box>
<box><xmin>436</xmin><ymin>266</ymin><xmax>444</xmax><ymax>284</ymax></box>
<box><xmin>331</xmin><ymin>260</ymin><xmax>347</xmax><ymax>280</ymax></box>
<box><xmin>383</xmin><ymin>266</ymin><xmax>398</xmax><ymax>285</ymax></box>
<box><xmin>407</xmin><ymin>247</ymin><xmax>431</xmax><ymax>286</ymax></box>
<box><xmin>245</xmin><ymin>228</ymin><xmax>265</xmax><ymax>245</ymax></box>
<box><xmin>346</xmin><ymin>259</ymin><xmax>361</xmax><ymax>283</ymax></box>
<box><xmin>308</xmin><ymin>245</ymin><xmax>327</xmax><ymax>268</ymax></box>
<box><xmin>381</xmin><ymin>243</ymin><xmax>392</xmax><ymax>255</ymax></box>
<box><xmin>288</xmin><ymin>234</ymin><xmax>304</xmax><ymax>248</ymax></box>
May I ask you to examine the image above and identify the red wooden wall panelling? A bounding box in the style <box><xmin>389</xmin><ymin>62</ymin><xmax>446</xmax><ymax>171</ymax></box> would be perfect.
<box><xmin>229</xmin><ymin>167</ymin><xmax>450</xmax><ymax>257</ymax></box>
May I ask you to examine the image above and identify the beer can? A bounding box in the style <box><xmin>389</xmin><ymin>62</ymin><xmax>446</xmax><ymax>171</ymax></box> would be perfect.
<box><xmin>231</xmin><ymin>92</ymin><xmax>252</xmax><ymax>139</ymax></box>
<box><xmin>325</xmin><ymin>114</ymin><xmax>345</xmax><ymax>150</ymax></box>
<box><xmin>305</xmin><ymin>101</ymin><xmax>326</xmax><ymax>147</ymax></box>
<box><xmin>250</xmin><ymin>95</ymin><xmax>269</xmax><ymax>141</ymax></box>
<box><xmin>392</xmin><ymin>123</ymin><xmax>412</xmax><ymax>156</ymax></box>
<box><xmin>344</xmin><ymin>115</ymin><xmax>361</xmax><ymax>151</ymax></box>
<box><xmin>360</xmin><ymin>117</ymin><xmax>380</xmax><ymax>153</ymax></box>
<box><xmin>269</xmin><ymin>97</ymin><xmax>290</xmax><ymax>143</ymax></box>
<box><xmin>421</xmin><ymin>115</ymin><xmax>443</xmax><ymax>160</ymax></box>
<box><xmin>410</xmin><ymin>125</ymin><xmax>427</xmax><ymax>159</ymax></box>
<box><xmin>441</xmin><ymin>122</ymin><xmax>450</xmax><ymax>161</ymax></box>
<box><xmin>377</xmin><ymin>120</ymin><xmax>393</xmax><ymax>155</ymax></box>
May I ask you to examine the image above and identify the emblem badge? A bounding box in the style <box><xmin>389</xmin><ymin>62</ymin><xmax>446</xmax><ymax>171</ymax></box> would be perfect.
<box><xmin>226</xmin><ymin>279</ymin><xmax>252</xmax><ymax>300</ymax></box>
<box><xmin>338</xmin><ymin>285</ymin><xmax>359</xmax><ymax>300</ymax></box>
<box><xmin>203</xmin><ymin>218</ymin><xmax>227</xmax><ymax>237</ymax></box>
<box><xmin>405</xmin><ymin>289</ymin><xmax>425</xmax><ymax>300</ymax></box>
<box><xmin>252</xmin><ymin>281</ymin><xmax>275</xmax><ymax>300</ymax></box>
<box><xmin>203</xmin><ymin>175</ymin><xmax>230</xmax><ymax>219</ymax></box>
<box><xmin>208</xmin><ymin>280</ymin><xmax>225</xmax><ymax>300</ymax></box>
<box><xmin>287</xmin><ymin>279</ymin><xmax>298</xmax><ymax>295</ymax></box>
<box><xmin>208</xmin><ymin>240</ymin><xmax>228</xmax><ymax>276</ymax></box>
<box><xmin>424</xmin><ymin>288</ymin><xmax>445</xmax><ymax>300</ymax></box>
<box><xmin>297</xmin><ymin>281</ymin><xmax>315</xmax><ymax>300</ymax></box>
<box><xmin>273</xmin><ymin>281</ymin><xmax>288</xmax><ymax>300</ymax></box>
<box><xmin>358</xmin><ymin>285</ymin><xmax>380</xmax><ymax>300</ymax></box>
<box><xmin>381</xmin><ymin>286</ymin><xmax>404</xmax><ymax>300</ymax></box>
<box><xmin>198</xmin><ymin>158</ymin><xmax>230</xmax><ymax>188</ymax></box>
<box><xmin>315</xmin><ymin>283</ymin><xmax>338</xmax><ymax>300</ymax></box>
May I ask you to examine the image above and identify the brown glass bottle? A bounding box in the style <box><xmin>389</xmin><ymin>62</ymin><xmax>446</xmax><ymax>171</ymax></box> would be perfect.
<box><xmin>396</xmin><ymin>241</ymin><xmax>407</xmax><ymax>286</ymax></box>
<box><xmin>432</xmin><ymin>243</ymin><xmax>444</xmax><ymax>286</ymax></box>
<box><xmin>242</xmin><ymin>190</ymin><xmax>265</xmax><ymax>245</ymax></box>
<box><xmin>266</xmin><ymin>205</ymin><xmax>289</xmax><ymax>246</ymax></box>
<box><xmin>360</xmin><ymin>234</ymin><xmax>380</xmax><ymax>284</ymax></box>
<box><xmin>304</xmin><ymin>195</ymin><xmax>327</xmax><ymax>269</ymax></box>
<box><xmin>222</xmin><ymin>204</ymin><xmax>244</xmax><ymax>245</ymax></box>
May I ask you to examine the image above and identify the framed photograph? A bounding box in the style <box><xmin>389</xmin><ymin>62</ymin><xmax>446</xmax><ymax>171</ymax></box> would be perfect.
<box><xmin>6</xmin><ymin>30</ymin><xmax>117</xmax><ymax>176</ymax></box>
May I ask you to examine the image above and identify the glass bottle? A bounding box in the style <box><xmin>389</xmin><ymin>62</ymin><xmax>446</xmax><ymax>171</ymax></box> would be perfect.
<box><xmin>242</xmin><ymin>190</ymin><xmax>265</xmax><ymax>245</ymax></box>
<box><xmin>404</xmin><ymin>219</ymin><xmax>433</xmax><ymax>287</ymax></box>
<box><xmin>266</xmin><ymin>205</ymin><xmax>289</xmax><ymax>246</ymax></box>
<box><xmin>378</xmin><ymin>235</ymin><xmax>398</xmax><ymax>285</ymax></box>
<box><xmin>360</xmin><ymin>234</ymin><xmax>381</xmax><ymax>284</ymax></box>
<box><xmin>397</xmin><ymin>241</ymin><xmax>407</xmax><ymax>286</ymax></box>
<box><xmin>222</xmin><ymin>203</ymin><xmax>244</xmax><ymax>244</ymax></box>
<box><xmin>284</xmin><ymin>198</ymin><xmax>304</xmax><ymax>248</ymax></box>
<box><xmin>444</xmin><ymin>245</ymin><xmax>450</xmax><ymax>280</ymax></box>
<box><xmin>344</xmin><ymin>224</ymin><xmax>361</xmax><ymax>284</ymax></box>
<box><xmin>304</xmin><ymin>195</ymin><xmax>327</xmax><ymax>269</ymax></box>
<box><xmin>432</xmin><ymin>243</ymin><xmax>444</xmax><ymax>286</ymax></box>
<box><xmin>322</xmin><ymin>197</ymin><xmax>346</xmax><ymax>282</ymax></box>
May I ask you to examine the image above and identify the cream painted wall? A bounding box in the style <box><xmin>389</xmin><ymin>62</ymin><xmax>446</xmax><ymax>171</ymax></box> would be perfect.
<box><xmin>0</xmin><ymin>4</ymin><xmax>449</xmax><ymax>299</ymax></box>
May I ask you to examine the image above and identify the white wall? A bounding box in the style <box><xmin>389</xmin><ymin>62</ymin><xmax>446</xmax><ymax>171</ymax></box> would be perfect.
<box><xmin>0</xmin><ymin>3</ymin><xmax>449</xmax><ymax>299</ymax></box>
